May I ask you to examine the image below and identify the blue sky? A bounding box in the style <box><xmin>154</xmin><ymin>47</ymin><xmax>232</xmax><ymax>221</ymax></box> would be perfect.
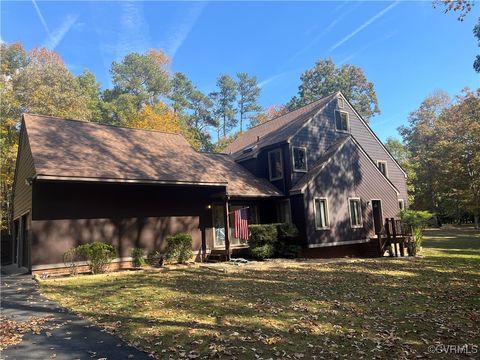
<box><xmin>1</xmin><ymin>1</ymin><xmax>479</xmax><ymax>141</ymax></box>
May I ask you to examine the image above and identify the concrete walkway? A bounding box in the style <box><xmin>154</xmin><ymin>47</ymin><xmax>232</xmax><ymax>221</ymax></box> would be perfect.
<box><xmin>0</xmin><ymin>274</ymin><xmax>150</xmax><ymax>360</ymax></box>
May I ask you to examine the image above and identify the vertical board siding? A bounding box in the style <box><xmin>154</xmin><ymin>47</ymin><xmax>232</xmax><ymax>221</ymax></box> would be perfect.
<box><xmin>303</xmin><ymin>140</ymin><xmax>399</xmax><ymax>246</ymax></box>
<box><xmin>13</xmin><ymin>125</ymin><xmax>35</xmax><ymax>219</ymax></box>
<box><xmin>31</xmin><ymin>216</ymin><xmax>202</xmax><ymax>266</ymax></box>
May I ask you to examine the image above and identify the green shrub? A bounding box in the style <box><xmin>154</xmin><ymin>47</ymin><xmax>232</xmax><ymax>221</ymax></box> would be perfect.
<box><xmin>248</xmin><ymin>223</ymin><xmax>300</xmax><ymax>259</ymax></box>
<box><xmin>76</xmin><ymin>242</ymin><xmax>116</xmax><ymax>274</ymax></box>
<box><xmin>400</xmin><ymin>210</ymin><xmax>433</xmax><ymax>255</ymax></box>
<box><xmin>147</xmin><ymin>250</ymin><xmax>165</xmax><ymax>267</ymax></box>
<box><xmin>250</xmin><ymin>244</ymin><xmax>275</xmax><ymax>260</ymax></box>
<box><xmin>165</xmin><ymin>233</ymin><xmax>193</xmax><ymax>264</ymax></box>
<box><xmin>249</xmin><ymin>224</ymin><xmax>278</xmax><ymax>248</ymax></box>
<box><xmin>276</xmin><ymin>223</ymin><xmax>299</xmax><ymax>239</ymax></box>
<box><xmin>63</xmin><ymin>248</ymin><xmax>80</xmax><ymax>275</ymax></box>
<box><xmin>131</xmin><ymin>248</ymin><xmax>146</xmax><ymax>268</ymax></box>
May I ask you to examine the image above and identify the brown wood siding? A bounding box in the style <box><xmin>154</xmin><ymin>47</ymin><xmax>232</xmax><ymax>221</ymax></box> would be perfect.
<box><xmin>13</xmin><ymin>123</ymin><xmax>36</xmax><ymax>219</ymax></box>
<box><xmin>31</xmin><ymin>216</ymin><xmax>203</xmax><ymax>266</ymax></box>
<box><xmin>290</xmin><ymin>100</ymin><xmax>341</xmax><ymax>187</ymax></box>
<box><xmin>237</xmin><ymin>144</ymin><xmax>289</xmax><ymax>194</ymax></box>
<box><xmin>289</xmin><ymin>96</ymin><xmax>408</xmax><ymax>204</ymax></box>
<box><xmin>342</xmin><ymin>99</ymin><xmax>408</xmax><ymax>204</ymax></box>
<box><xmin>29</xmin><ymin>181</ymin><xmax>222</xmax><ymax>266</ymax></box>
<box><xmin>303</xmin><ymin>140</ymin><xmax>399</xmax><ymax>246</ymax></box>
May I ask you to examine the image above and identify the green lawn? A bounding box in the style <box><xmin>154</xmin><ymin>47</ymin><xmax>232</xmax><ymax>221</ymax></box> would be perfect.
<box><xmin>40</xmin><ymin>227</ymin><xmax>480</xmax><ymax>359</ymax></box>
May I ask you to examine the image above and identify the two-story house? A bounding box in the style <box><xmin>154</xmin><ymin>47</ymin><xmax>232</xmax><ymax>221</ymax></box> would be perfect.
<box><xmin>10</xmin><ymin>92</ymin><xmax>407</xmax><ymax>274</ymax></box>
<box><xmin>224</xmin><ymin>91</ymin><xmax>407</xmax><ymax>254</ymax></box>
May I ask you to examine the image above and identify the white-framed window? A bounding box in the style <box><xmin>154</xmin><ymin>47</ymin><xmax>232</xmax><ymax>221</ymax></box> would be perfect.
<box><xmin>334</xmin><ymin>110</ymin><xmax>349</xmax><ymax>132</ymax></box>
<box><xmin>268</xmin><ymin>149</ymin><xmax>283</xmax><ymax>181</ymax></box>
<box><xmin>314</xmin><ymin>198</ymin><xmax>329</xmax><ymax>229</ymax></box>
<box><xmin>348</xmin><ymin>198</ymin><xmax>363</xmax><ymax>228</ymax></box>
<box><xmin>377</xmin><ymin>160</ymin><xmax>388</xmax><ymax>177</ymax></box>
<box><xmin>398</xmin><ymin>199</ymin><xmax>405</xmax><ymax>210</ymax></box>
<box><xmin>277</xmin><ymin>199</ymin><xmax>292</xmax><ymax>224</ymax></box>
<box><xmin>337</xmin><ymin>97</ymin><xmax>344</xmax><ymax>109</ymax></box>
<box><xmin>292</xmin><ymin>147</ymin><xmax>307</xmax><ymax>172</ymax></box>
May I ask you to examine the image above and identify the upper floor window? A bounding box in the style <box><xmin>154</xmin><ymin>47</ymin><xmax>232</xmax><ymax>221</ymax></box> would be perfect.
<box><xmin>337</xmin><ymin>97</ymin><xmax>344</xmax><ymax>109</ymax></box>
<box><xmin>292</xmin><ymin>147</ymin><xmax>307</xmax><ymax>172</ymax></box>
<box><xmin>268</xmin><ymin>149</ymin><xmax>283</xmax><ymax>181</ymax></box>
<box><xmin>349</xmin><ymin>198</ymin><xmax>363</xmax><ymax>228</ymax></box>
<box><xmin>398</xmin><ymin>199</ymin><xmax>405</xmax><ymax>210</ymax></box>
<box><xmin>314</xmin><ymin>198</ymin><xmax>329</xmax><ymax>229</ymax></box>
<box><xmin>335</xmin><ymin>110</ymin><xmax>349</xmax><ymax>132</ymax></box>
<box><xmin>377</xmin><ymin>160</ymin><xmax>388</xmax><ymax>177</ymax></box>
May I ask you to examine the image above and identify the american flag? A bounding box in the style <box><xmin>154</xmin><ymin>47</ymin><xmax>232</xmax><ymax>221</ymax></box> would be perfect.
<box><xmin>234</xmin><ymin>208</ymin><xmax>249</xmax><ymax>241</ymax></box>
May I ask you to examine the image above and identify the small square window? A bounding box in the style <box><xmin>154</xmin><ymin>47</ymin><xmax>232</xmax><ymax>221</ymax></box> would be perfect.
<box><xmin>349</xmin><ymin>198</ymin><xmax>363</xmax><ymax>228</ymax></box>
<box><xmin>377</xmin><ymin>160</ymin><xmax>388</xmax><ymax>177</ymax></box>
<box><xmin>314</xmin><ymin>198</ymin><xmax>329</xmax><ymax>229</ymax></box>
<box><xmin>335</xmin><ymin>110</ymin><xmax>349</xmax><ymax>132</ymax></box>
<box><xmin>268</xmin><ymin>149</ymin><xmax>283</xmax><ymax>181</ymax></box>
<box><xmin>292</xmin><ymin>147</ymin><xmax>307</xmax><ymax>172</ymax></box>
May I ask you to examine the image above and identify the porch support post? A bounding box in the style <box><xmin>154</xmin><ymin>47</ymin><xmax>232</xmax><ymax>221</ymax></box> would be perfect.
<box><xmin>224</xmin><ymin>195</ymin><xmax>231</xmax><ymax>261</ymax></box>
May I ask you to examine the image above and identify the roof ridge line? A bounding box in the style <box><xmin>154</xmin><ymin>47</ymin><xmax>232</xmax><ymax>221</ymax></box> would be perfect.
<box><xmin>246</xmin><ymin>92</ymin><xmax>338</xmax><ymax>131</ymax></box>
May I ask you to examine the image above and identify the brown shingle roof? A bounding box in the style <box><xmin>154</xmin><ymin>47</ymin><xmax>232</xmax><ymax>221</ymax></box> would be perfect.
<box><xmin>225</xmin><ymin>93</ymin><xmax>337</xmax><ymax>158</ymax></box>
<box><xmin>23</xmin><ymin>114</ymin><xmax>282</xmax><ymax>197</ymax></box>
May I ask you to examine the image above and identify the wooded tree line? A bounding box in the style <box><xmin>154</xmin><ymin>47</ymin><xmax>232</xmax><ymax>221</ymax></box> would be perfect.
<box><xmin>385</xmin><ymin>89</ymin><xmax>480</xmax><ymax>228</ymax></box>
<box><xmin>0</xmin><ymin>43</ymin><xmax>267</xmax><ymax>229</ymax></box>
<box><xmin>0</xmin><ymin>42</ymin><xmax>382</xmax><ymax>230</ymax></box>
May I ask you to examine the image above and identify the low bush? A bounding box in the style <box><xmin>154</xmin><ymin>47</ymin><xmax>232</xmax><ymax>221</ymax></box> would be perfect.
<box><xmin>131</xmin><ymin>248</ymin><xmax>146</xmax><ymax>268</ymax></box>
<box><xmin>400</xmin><ymin>210</ymin><xmax>433</xmax><ymax>255</ymax></box>
<box><xmin>249</xmin><ymin>224</ymin><xmax>278</xmax><ymax>248</ymax></box>
<box><xmin>250</xmin><ymin>244</ymin><xmax>275</xmax><ymax>260</ymax></box>
<box><xmin>248</xmin><ymin>223</ymin><xmax>300</xmax><ymax>260</ymax></box>
<box><xmin>76</xmin><ymin>242</ymin><xmax>116</xmax><ymax>274</ymax></box>
<box><xmin>63</xmin><ymin>248</ymin><xmax>80</xmax><ymax>275</ymax></box>
<box><xmin>147</xmin><ymin>250</ymin><xmax>165</xmax><ymax>267</ymax></box>
<box><xmin>165</xmin><ymin>233</ymin><xmax>193</xmax><ymax>264</ymax></box>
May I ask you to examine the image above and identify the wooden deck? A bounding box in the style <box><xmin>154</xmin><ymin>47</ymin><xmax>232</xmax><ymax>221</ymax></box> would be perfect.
<box><xmin>372</xmin><ymin>218</ymin><xmax>414</xmax><ymax>257</ymax></box>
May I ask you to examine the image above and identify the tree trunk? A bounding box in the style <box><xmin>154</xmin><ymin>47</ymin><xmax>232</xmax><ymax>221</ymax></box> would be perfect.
<box><xmin>223</xmin><ymin>114</ymin><xmax>226</xmax><ymax>138</ymax></box>
<box><xmin>475</xmin><ymin>193</ymin><xmax>480</xmax><ymax>229</ymax></box>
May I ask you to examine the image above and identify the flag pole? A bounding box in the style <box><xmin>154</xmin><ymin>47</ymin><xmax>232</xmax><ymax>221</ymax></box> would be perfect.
<box><xmin>224</xmin><ymin>195</ymin><xmax>231</xmax><ymax>261</ymax></box>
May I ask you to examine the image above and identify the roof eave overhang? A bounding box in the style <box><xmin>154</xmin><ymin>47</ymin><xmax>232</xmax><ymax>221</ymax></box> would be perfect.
<box><xmin>35</xmin><ymin>174</ymin><xmax>229</xmax><ymax>188</ymax></box>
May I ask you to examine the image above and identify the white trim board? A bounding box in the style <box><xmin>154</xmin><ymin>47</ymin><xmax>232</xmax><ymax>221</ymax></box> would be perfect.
<box><xmin>308</xmin><ymin>239</ymin><xmax>370</xmax><ymax>248</ymax></box>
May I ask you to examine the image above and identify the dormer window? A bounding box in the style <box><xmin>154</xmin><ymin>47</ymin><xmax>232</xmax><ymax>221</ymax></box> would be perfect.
<box><xmin>292</xmin><ymin>147</ymin><xmax>307</xmax><ymax>172</ymax></box>
<box><xmin>377</xmin><ymin>160</ymin><xmax>388</xmax><ymax>177</ymax></box>
<box><xmin>268</xmin><ymin>149</ymin><xmax>283</xmax><ymax>181</ymax></box>
<box><xmin>335</xmin><ymin>110</ymin><xmax>349</xmax><ymax>132</ymax></box>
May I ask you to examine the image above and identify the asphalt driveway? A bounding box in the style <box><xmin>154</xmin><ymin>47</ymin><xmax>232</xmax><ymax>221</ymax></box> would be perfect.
<box><xmin>0</xmin><ymin>274</ymin><xmax>150</xmax><ymax>360</ymax></box>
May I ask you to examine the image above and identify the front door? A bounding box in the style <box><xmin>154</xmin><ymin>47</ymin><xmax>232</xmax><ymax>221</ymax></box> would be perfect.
<box><xmin>371</xmin><ymin>200</ymin><xmax>383</xmax><ymax>234</ymax></box>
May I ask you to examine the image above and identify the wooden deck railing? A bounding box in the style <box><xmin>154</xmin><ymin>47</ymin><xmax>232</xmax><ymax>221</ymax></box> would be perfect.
<box><xmin>376</xmin><ymin>218</ymin><xmax>413</xmax><ymax>257</ymax></box>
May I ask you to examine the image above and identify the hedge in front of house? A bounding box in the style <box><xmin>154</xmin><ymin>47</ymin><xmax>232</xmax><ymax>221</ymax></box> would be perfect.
<box><xmin>248</xmin><ymin>223</ymin><xmax>300</xmax><ymax>260</ymax></box>
<box><xmin>165</xmin><ymin>233</ymin><xmax>193</xmax><ymax>264</ymax></box>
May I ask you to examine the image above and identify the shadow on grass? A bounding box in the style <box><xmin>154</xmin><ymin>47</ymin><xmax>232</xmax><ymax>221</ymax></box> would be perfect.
<box><xmin>39</xmin><ymin>227</ymin><xmax>480</xmax><ymax>359</ymax></box>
